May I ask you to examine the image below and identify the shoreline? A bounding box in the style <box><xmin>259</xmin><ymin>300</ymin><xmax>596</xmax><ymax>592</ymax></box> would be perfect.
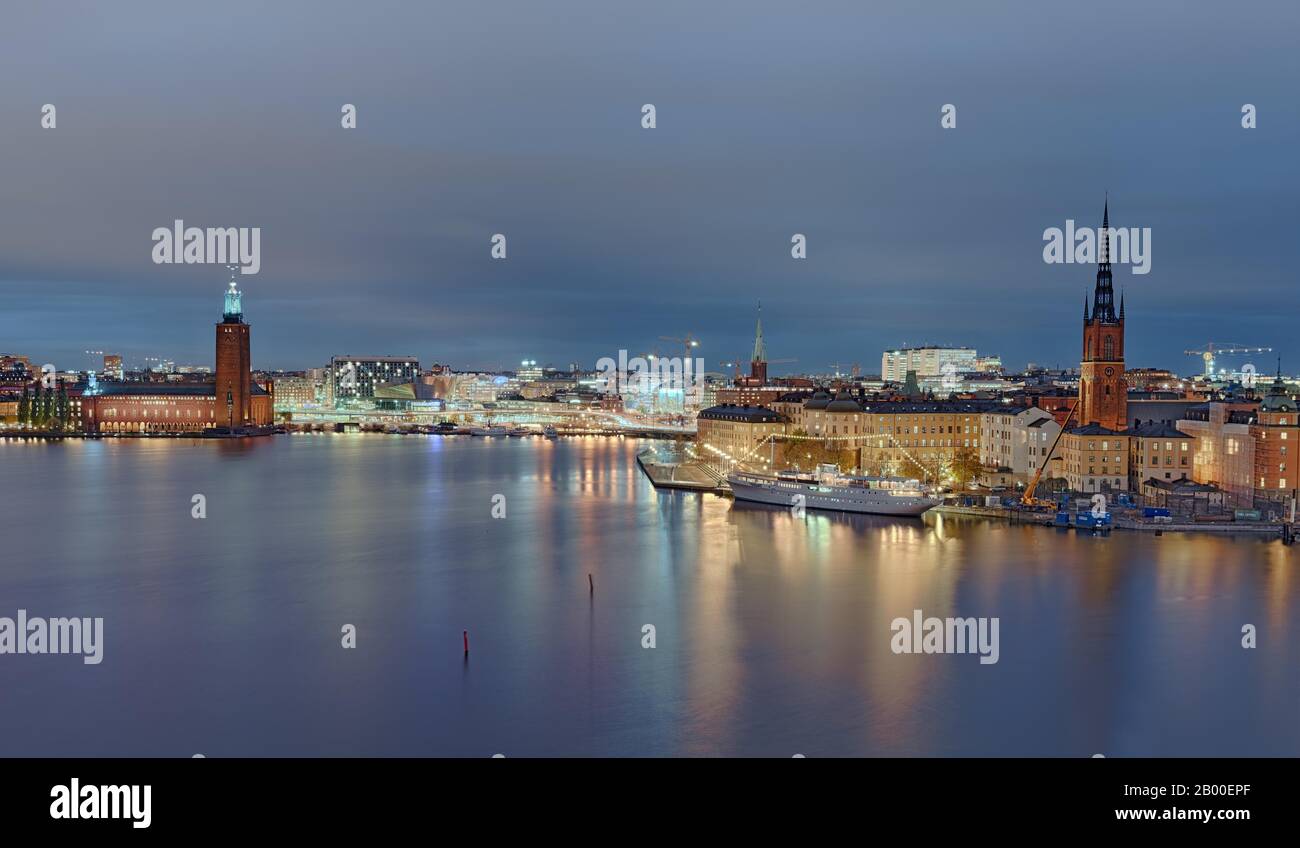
<box><xmin>636</xmin><ymin>451</ymin><xmax>1295</xmax><ymax>541</ymax></box>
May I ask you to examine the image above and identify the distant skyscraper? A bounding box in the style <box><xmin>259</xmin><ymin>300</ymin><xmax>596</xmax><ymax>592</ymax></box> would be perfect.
<box><xmin>881</xmin><ymin>347</ymin><xmax>978</xmax><ymax>383</ymax></box>
<box><xmin>102</xmin><ymin>354</ymin><xmax>123</xmax><ymax>380</ymax></box>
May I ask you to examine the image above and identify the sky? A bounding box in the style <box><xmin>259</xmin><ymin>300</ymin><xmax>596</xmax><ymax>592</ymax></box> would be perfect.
<box><xmin>1</xmin><ymin>0</ymin><xmax>1297</xmax><ymax>376</ymax></box>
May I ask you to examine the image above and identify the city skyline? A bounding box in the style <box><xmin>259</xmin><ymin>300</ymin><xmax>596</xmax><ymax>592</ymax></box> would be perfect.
<box><xmin>2</xmin><ymin>2</ymin><xmax>1297</xmax><ymax>372</ymax></box>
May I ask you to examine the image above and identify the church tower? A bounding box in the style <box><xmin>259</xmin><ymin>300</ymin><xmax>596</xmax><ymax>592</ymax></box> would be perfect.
<box><xmin>749</xmin><ymin>301</ymin><xmax>768</xmax><ymax>384</ymax></box>
<box><xmin>1078</xmin><ymin>199</ymin><xmax>1127</xmax><ymax>430</ymax></box>
<box><xmin>214</xmin><ymin>274</ymin><xmax>252</xmax><ymax>429</ymax></box>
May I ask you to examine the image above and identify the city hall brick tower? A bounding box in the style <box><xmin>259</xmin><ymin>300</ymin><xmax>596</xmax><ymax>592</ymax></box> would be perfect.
<box><xmin>215</xmin><ymin>278</ymin><xmax>252</xmax><ymax>428</ymax></box>
<box><xmin>1079</xmin><ymin>199</ymin><xmax>1127</xmax><ymax>430</ymax></box>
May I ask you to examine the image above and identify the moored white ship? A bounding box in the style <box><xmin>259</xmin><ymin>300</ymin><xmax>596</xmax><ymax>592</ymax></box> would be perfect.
<box><xmin>727</xmin><ymin>464</ymin><xmax>939</xmax><ymax>516</ymax></box>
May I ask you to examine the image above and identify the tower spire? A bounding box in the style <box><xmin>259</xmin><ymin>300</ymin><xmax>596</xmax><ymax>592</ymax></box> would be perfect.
<box><xmin>751</xmin><ymin>300</ymin><xmax>766</xmax><ymax>363</ymax></box>
<box><xmin>1100</xmin><ymin>194</ymin><xmax>1110</xmax><ymax>265</ymax></box>
<box><xmin>1091</xmin><ymin>197</ymin><xmax>1116</xmax><ymax>323</ymax></box>
<box><xmin>222</xmin><ymin>265</ymin><xmax>244</xmax><ymax>323</ymax></box>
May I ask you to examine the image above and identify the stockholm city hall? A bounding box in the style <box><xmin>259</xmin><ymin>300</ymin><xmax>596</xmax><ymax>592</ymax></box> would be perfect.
<box><xmin>79</xmin><ymin>280</ymin><xmax>274</xmax><ymax>434</ymax></box>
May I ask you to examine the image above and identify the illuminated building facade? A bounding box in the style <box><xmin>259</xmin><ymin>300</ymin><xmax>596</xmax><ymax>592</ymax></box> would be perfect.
<box><xmin>331</xmin><ymin>356</ymin><xmax>420</xmax><ymax>401</ymax></box>
<box><xmin>1249</xmin><ymin>368</ymin><xmax>1300</xmax><ymax>513</ymax></box>
<box><xmin>881</xmin><ymin>347</ymin><xmax>978</xmax><ymax>383</ymax></box>
<box><xmin>80</xmin><ymin>282</ymin><xmax>273</xmax><ymax>433</ymax></box>
<box><xmin>1177</xmin><ymin>403</ymin><xmax>1257</xmax><ymax>508</ymax></box>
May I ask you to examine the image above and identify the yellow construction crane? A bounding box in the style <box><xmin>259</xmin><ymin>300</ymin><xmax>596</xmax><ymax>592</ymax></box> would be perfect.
<box><xmin>1183</xmin><ymin>342</ymin><xmax>1272</xmax><ymax>379</ymax></box>
<box><xmin>1021</xmin><ymin>400</ymin><xmax>1078</xmax><ymax>508</ymax></box>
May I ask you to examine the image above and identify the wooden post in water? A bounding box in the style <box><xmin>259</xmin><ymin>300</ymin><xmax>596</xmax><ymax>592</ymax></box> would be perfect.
<box><xmin>588</xmin><ymin>573</ymin><xmax>594</xmax><ymax>595</ymax></box>
<box><xmin>463</xmin><ymin>630</ymin><xmax>469</xmax><ymax>655</ymax></box>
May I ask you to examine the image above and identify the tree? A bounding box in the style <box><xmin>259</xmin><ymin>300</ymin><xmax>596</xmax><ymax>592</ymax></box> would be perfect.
<box><xmin>41</xmin><ymin>384</ymin><xmax>54</xmax><ymax>427</ymax></box>
<box><xmin>17</xmin><ymin>386</ymin><xmax>30</xmax><ymax>427</ymax></box>
<box><xmin>32</xmin><ymin>384</ymin><xmax>46</xmax><ymax>428</ymax></box>
<box><xmin>55</xmin><ymin>383</ymin><xmax>71</xmax><ymax>431</ymax></box>
<box><xmin>777</xmin><ymin>429</ymin><xmax>844</xmax><ymax>471</ymax></box>
<box><xmin>948</xmin><ymin>447</ymin><xmax>983</xmax><ymax>488</ymax></box>
<box><xmin>899</xmin><ymin>454</ymin><xmax>933</xmax><ymax>482</ymax></box>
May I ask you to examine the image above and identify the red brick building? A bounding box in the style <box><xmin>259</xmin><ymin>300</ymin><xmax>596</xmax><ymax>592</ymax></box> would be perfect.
<box><xmin>1250</xmin><ymin>368</ymin><xmax>1299</xmax><ymax>514</ymax></box>
<box><xmin>81</xmin><ymin>281</ymin><xmax>273</xmax><ymax>434</ymax></box>
<box><xmin>1077</xmin><ymin>200</ymin><xmax>1127</xmax><ymax>431</ymax></box>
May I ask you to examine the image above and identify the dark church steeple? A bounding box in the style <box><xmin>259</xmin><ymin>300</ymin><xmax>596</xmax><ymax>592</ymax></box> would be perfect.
<box><xmin>1090</xmin><ymin>197</ymin><xmax>1118</xmax><ymax>324</ymax></box>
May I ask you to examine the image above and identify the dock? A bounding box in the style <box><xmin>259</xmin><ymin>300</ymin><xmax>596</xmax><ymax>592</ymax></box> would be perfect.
<box><xmin>635</xmin><ymin>449</ymin><xmax>728</xmax><ymax>493</ymax></box>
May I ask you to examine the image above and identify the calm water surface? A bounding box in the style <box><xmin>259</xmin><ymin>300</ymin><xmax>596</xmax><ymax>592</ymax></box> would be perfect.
<box><xmin>1</xmin><ymin>435</ymin><xmax>1297</xmax><ymax>756</ymax></box>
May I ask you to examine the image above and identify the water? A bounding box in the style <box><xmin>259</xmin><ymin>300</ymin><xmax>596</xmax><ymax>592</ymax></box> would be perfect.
<box><xmin>1</xmin><ymin>435</ymin><xmax>1297</xmax><ymax>757</ymax></box>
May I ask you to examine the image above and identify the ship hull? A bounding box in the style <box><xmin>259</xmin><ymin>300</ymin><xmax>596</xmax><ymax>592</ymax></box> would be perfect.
<box><xmin>727</xmin><ymin>474</ymin><xmax>937</xmax><ymax>516</ymax></box>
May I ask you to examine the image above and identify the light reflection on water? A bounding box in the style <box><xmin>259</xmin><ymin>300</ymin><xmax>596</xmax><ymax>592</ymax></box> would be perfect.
<box><xmin>0</xmin><ymin>435</ymin><xmax>1296</xmax><ymax>757</ymax></box>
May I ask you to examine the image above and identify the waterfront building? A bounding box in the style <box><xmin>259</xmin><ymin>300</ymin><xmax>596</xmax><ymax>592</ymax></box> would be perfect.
<box><xmin>1139</xmin><ymin>478</ymin><xmax>1227</xmax><ymax>517</ymax></box>
<box><xmin>1059</xmin><ymin>424</ymin><xmax>1129</xmax><ymax>493</ymax></box>
<box><xmin>1249</xmin><ymin>367</ymin><xmax>1300</xmax><ymax>515</ymax></box>
<box><xmin>782</xmin><ymin>395</ymin><xmax>997</xmax><ymax>478</ymax></box>
<box><xmin>1126</xmin><ymin>420</ymin><xmax>1192</xmax><ymax>491</ymax></box>
<box><xmin>372</xmin><ymin>381</ymin><xmax>444</xmax><ymax>412</ymax></box>
<box><xmin>694</xmin><ymin>405</ymin><xmax>787</xmax><ymax>464</ymax></box>
<box><xmin>80</xmin><ymin>282</ymin><xmax>273</xmax><ymax>433</ymax></box>
<box><xmin>851</xmin><ymin>399</ymin><xmax>998</xmax><ymax>478</ymax></box>
<box><xmin>330</xmin><ymin>356</ymin><xmax>420</xmax><ymax>401</ymax></box>
<box><xmin>980</xmin><ymin>406</ymin><xmax>1062</xmax><ymax>483</ymax></box>
<box><xmin>1176</xmin><ymin>402</ymin><xmax>1257</xmax><ymax>508</ymax></box>
<box><xmin>273</xmin><ymin>376</ymin><xmax>317</xmax><ymax>409</ymax></box>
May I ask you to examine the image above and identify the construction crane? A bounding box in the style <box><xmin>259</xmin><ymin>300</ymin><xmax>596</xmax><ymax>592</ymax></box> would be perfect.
<box><xmin>1183</xmin><ymin>343</ymin><xmax>1272</xmax><ymax>379</ymax></box>
<box><xmin>1021</xmin><ymin>399</ymin><xmax>1078</xmax><ymax>508</ymax></box>
<box><xmin>658</xmin><ymin>335</ymin><xmax>700</xmax><ymax>361</ymax></box>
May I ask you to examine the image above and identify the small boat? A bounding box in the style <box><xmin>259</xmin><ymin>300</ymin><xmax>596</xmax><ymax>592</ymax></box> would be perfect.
<box><xmin>543</xmin><ymin>426</ymin><xmax>558</xmax><ymax>439</ymax></box>
<box><xmin>433</xmin><ymin>421</ymin><xmax>458</xmax><ymax>435</ymax></box>
<box><xmin>470</xmin><ymin>425</ymin><xmax>509</xmax><ymax>437</ymax></box>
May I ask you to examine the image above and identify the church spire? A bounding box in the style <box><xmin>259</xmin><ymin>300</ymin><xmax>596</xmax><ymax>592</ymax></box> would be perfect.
<box><xmin>1091</xmin><ymin>196</ymin><xmax>1117</xmax><ymax>324</ymax></box>
<box><xmin>1100</xmin><ymin>195</ymin><xmax>1110</xmax><ymax>264</ymax></box>
<box><xmin>751</xmin><ymin>300</ymin><xmax>766</xmax><ymax>363</ymax></box>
